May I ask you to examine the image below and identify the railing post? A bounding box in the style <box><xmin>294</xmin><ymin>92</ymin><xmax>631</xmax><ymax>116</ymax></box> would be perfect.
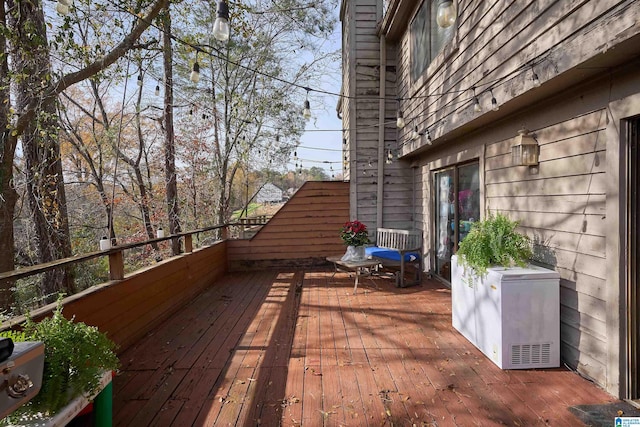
<box><xmin>184</xmin><ymin>234</ymin><xmax>193</xmax><ymax>253</ymax></box>
<box><xmin>108</xmin><ymin>251</ymin><xmax>125</xmax><ymax>281</ymax></box>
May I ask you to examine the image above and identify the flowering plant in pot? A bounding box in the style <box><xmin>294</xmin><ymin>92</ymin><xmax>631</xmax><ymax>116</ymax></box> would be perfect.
<box><xmin>340</xmin><ymin>220</ymin><xmax>370</xmax><ymax>261</ymax></box>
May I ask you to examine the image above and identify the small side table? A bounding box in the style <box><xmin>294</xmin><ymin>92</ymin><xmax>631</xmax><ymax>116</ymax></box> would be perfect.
<box><xmin>327</xmin><ymin>256</ymin><xmax>380</xmax><ymax>294</ymax></box>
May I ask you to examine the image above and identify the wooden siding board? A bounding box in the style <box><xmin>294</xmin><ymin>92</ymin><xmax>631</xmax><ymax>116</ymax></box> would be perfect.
<box><xmin>485</xmin><ymin>173</ymin><xmax>607</xmax><ymax>197</ymax></box>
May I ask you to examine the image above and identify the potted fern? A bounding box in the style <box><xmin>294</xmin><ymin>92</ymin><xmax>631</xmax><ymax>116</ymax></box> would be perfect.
<box><xmin>451</xmin><ymin>213</ymin><xmax>561</xmax><ymax>370</ymax></box>
<box><xmin>1</xmin><ymin>301</ymin><xmax>119</xmax><ymax>424</ymax></box>
<box><xmin>455</xmin><ymin>213</ymin><xmax>532</xmax><ymax>275</ymax></box>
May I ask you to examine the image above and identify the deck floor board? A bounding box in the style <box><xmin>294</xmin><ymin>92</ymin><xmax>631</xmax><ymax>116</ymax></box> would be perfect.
<box><xmin>113</xmin><ymin>268</ymin><xmax>619</xmax><ymax>426</ymax></box>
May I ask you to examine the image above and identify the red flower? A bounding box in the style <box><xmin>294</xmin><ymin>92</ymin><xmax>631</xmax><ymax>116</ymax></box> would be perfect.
<box><xmin>340</xmin><ymin>220</ymin><xmax>370</xmax><ymax>246</ymax></box>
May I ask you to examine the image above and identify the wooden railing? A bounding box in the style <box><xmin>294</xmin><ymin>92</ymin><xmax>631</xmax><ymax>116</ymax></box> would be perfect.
<box><xmin>0</xmin><ymin>224</ymin><xmax>228</xmax><ymax>284</ymax></box>
<box><xmin>0</xmin><ymin>225</ymin><xmax>231</xmax><ymax>350</ymax></box>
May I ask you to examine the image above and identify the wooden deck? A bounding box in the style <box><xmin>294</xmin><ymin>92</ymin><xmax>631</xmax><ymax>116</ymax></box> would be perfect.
<box><xmin>113</xmin><ymin>268</ymin><xmax>619</xmax><ymax>426</ymax></box>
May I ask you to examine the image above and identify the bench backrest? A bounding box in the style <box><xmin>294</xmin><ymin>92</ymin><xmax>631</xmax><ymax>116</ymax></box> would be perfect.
<box><xmin>376</xmin><ymin>228</ymin><xmax>422</xmax><ymax>251</ymax></box>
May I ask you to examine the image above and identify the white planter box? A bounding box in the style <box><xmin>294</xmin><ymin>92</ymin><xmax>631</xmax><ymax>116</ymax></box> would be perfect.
<box><xmin>451</xmin><ymin>255</ymin><xmax>560</xmax><ymax>369</ymax></box>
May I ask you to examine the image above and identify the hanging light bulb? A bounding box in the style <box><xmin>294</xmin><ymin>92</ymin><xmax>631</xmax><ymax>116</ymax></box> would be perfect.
<box><xmin>436</xmin><ymin>0</ymin><xmax>457</xmax><ymax>28</ymax></box>
<box><xmin>303</xmin><ymin>100</ymin><xmax>311</xmax><ymax>119</ymax></box>
<box><xmin>190</xmin><ymin>61</ymin><xmax>200</xmax><ymax>83</ymax></box>
<box><xmin>155</xmin><ymin>84</ymin><xmax>160</xmax><ymax>96</ymax></box>
<box><xmin>411</xmin><ymin>125</ymin><xmax>420</xmax><ymax>140</ymax></box>
<box><xmin>532</xmin><ymin>68</ymin><xmax>541</xmax><ymax>87</ymax></box>
<box><xmin>396</xmin><ymin>110</ymin><xmax>405</xmax><ymax>129</ymax></box>
<box><xmin>490</xmin><ymin>89</ymin><xmax>499</xmax><ymax>111</ymax></box>
<box><xmin>212</xmin><ymin>1</ymin><xmax>231</xmax><ymax>42</ymax></box>
<box><xmin>137</xmin><ymin>74</ymin><xmax>143</xmax><ymax>87</ymax></box>
<box><xmin>56</xmin><ymin>0</ymin><xmax>72</xmax><ymax>15</ymax></box>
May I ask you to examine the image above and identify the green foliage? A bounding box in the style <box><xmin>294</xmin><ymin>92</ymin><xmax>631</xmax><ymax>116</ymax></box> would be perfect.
<box><xmin>456</xmin><ymin>213</ymin><xmax>532</xmax><ymax>275</ymax></box>
<box><xmin>4</xmin><ymin>300</ymin><xmax>119</xmax><ymax>416</ymax></box>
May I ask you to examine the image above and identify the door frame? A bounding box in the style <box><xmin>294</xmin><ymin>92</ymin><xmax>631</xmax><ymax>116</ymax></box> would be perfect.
<box><xmin>606</xmin><ymin>94</ymin><xmax>640</xmax><ymax>399</ymax></box>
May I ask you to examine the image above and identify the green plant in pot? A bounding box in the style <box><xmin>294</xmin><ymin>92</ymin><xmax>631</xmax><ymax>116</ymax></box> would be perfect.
<box><xmin>1</xmin><ymin>300</ymin><xmax>119</xmax><ymax>420</ymax></box>
<box><xmin>456</xmin><ymin>213</ymin><xmax>532</xmax><ymax>276</ymax></box>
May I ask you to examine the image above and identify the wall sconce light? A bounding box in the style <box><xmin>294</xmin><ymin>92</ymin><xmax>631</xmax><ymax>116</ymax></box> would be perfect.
<box><xmin>511</xmin><ymin>129</ymin><xmax>539</xmax><ymax>166</ymax></box>
<box><xmin>157</xmin><ymin>227</ymin><xmax>165</xmax><ymax>238</ymax></box>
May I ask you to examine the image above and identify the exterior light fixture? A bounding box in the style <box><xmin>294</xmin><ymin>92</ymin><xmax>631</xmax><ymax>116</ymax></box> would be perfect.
<box><xmin>137</xmin><ymin>74</ymin><xmax>143</xmax><ymax>87</ymax></box>
<box><xmin>155</xmin><ymin>84</ymin><xmax>160</xmax><ymax>96</ymax></box>
<box><xmin>213</xmin><ymin>1</ymin><xmax>231</xmax><ymax>41</ymax></box>
<box><xmin>436</xmin><ymin>0</ymin><xmax>457</xmax><ymax>28</ymax></box>
<box><xmin>386</xmin><ymin>149</ymin><xmax>393</xmax><ymax>164</ymax></box>
<box><xmin>156</xmin><ymin>227</ymin><xmax>165</xmax><ymax>238</ymax></box>
<box><xmin>511</xmin><ymin>129</ymin><xmax>539</xmax><ymax>166</ymax></box>
<box><xmin>190</xmin><ymin>61</ymin><xmax>200</xmax><ymax>83</ymax></box>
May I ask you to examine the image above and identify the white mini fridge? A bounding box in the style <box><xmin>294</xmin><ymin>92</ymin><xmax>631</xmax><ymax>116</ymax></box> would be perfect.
<box><xmin>451</xmin><ymin>255</ymin><xmax>560</xmax><ymax>369</ymax></box>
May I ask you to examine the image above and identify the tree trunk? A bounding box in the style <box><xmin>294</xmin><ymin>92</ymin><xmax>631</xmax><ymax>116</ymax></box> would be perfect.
<box><xmin>9</xmin><ymin>0</ymin><xmax>74</xmax><ymax>300</ymax></box>
<box><xmin>162</xmin><ymin>8</ymin><xmax>181</xmax><ymax>255</ymax></box>
<box><xmin>0</xmin><ymin>1</ymin><xmax>16</xmax><ymax>310</ymax></box>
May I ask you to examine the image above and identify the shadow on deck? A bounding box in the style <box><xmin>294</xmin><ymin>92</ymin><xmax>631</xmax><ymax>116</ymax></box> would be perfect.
<box><xmin>113</xmin><ymin>268</ymin><xmax>621</xmax><ymax>426</ymax></box>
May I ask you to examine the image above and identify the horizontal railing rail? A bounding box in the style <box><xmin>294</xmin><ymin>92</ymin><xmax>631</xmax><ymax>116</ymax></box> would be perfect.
<box><xmin>0</xmin><ymin>223</ymin><xmax>231</xmax><ymax>283</ymax></box>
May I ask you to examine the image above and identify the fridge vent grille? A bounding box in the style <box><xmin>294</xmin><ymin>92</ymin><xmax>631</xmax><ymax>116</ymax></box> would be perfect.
<box><xmin>511</xmin><ymin>343</ymin><xmax>551</xmax><ymax>365</ymax></box>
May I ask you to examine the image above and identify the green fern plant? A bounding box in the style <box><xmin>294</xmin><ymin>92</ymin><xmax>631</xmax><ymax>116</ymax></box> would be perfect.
<box><xmin>456</xmin><ymin>213</ymin><xmax>532</xmax><ymax>276</ymax></box>
<box><xmin>0</xmin><ymin>300</ymin><xmax>119</xmax><ymax>417</ymax></box>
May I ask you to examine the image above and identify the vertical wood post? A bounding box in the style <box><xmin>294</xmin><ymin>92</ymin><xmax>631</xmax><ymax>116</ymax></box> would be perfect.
<box><xmin>185</xmin><ymin>234</ymin><xmax>193</xmax><ymax>253</ymax></box>
<box><xmin>108</xmin><ymin>251</ymin><xmax>125</xmax><ymax>281</ymax></box>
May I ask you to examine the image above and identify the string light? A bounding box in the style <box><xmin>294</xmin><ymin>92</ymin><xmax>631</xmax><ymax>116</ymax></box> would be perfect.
<box><xmin>396</xmin><ymin>105</ymin><xmax>405</xmax><ymax>128</ymax></box>
<box><xmin>472</xmin><ymin>87</ymin><xmax>482</xmax><ymax>113</ymax></box>
<box><xmin>532</xmin><ymin>67</ymin><xmax>541</xmax><ymax>87</ymax></box>
<box><xmin>190</xmin><ymin>58</ymin><xmax>200</xmax><ymax>83</ymax></box>
<box><xmin>411</xmin><ymin>125</ymin><xmax>420</xmax><ymax>140</ymax></box>
<box><xmin>56</xmin><ymin>0</ymin><xmax>72</xmax><ymax>15</ymax></box>
<box><xmin>490</xmin><ymin>89</ymin><xmax>499</xmax><ymax>111</ymax></box>
<box><xmin>436</xmin><ymin>0</ymin><xmax>457</xmax><ymax>28</ymax></box>
<box><xmin>302</xmin><ymin>88</ymin><xmax>311</xmax><ymax>119</ymax></box>
<box><xmin>213</xmin><ymin>1</ymin><xmax>231</xmax><ymax>41</ymax></box>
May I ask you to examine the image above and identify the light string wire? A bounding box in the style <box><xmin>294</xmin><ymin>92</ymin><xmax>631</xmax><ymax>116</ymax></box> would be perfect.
<box><xmin>57</xmin><ymin>0</ymin><xmax>554</xmax><ymax>170</ymax></box>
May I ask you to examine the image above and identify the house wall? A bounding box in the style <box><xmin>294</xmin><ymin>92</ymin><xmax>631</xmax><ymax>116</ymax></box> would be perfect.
<box><xmin>413</xmin><ymin>63</ymin><xmax>640</xmax><ymax>395</ymax></box>
<box><xmin>343</xmin><ymin>0</ymin><xmax>640</xmax><ymax>397</ymax></box>
<box><xmin>394</xmin><ymin>0</ymin><xmax>640</xmax><ymax>157</ymax></box>
<box><xmin>341</xmin><ymin>0</ymin><xmax>414</xmax><ymax>235</ymax></box>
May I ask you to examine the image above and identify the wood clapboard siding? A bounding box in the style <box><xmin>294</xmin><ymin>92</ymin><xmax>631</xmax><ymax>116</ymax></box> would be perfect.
<box><xmin>392</xmin><ymin>0</ymin><xmax>639</xmax><ymax>155</ymax></box>
<box><xmin>227</xmin><ymin>181</ymin><xmax>349</xmax><ymax>268</ymax></box>
<box><xmin>484</xmin><ymin>109</ymin><xmax>608</xmax><ymax>385</ymax></box>
<box><xmin>29</xmin><ymin>242</ymin><xmax>228</xmax><ymax>353</ymax></box>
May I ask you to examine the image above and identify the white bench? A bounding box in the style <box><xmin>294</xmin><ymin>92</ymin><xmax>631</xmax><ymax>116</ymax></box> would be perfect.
<box><xmin>365</xmin><ymin>228</ymin><xmax>423</xmax><ymax>287</ymax></box>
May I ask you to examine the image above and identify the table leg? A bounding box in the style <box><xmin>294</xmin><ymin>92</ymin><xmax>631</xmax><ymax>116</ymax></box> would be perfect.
<box><xmin>354</xmin><ymin>270</ymin><xmax>358</xmax><ymax>294</ymax></box>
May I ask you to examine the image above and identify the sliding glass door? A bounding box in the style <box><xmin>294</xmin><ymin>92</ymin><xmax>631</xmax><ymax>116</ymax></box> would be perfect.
<box><xmin>434</xmin><ymin>162</ymin><xmax>480</xmax><ymax>281</ymax></box>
